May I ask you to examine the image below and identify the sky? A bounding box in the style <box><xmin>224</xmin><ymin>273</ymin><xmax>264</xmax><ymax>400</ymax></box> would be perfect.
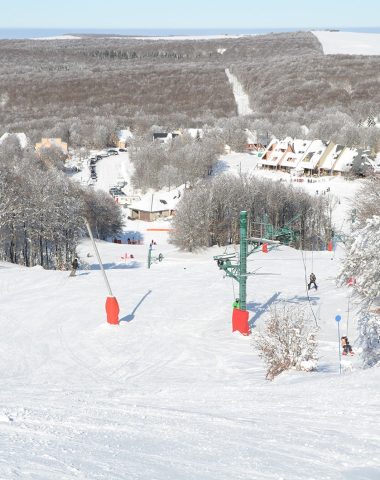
<box><xmin>0</xmin><ymin>0</ymin><xmax>379</xmax><ymax>29</ymax></box>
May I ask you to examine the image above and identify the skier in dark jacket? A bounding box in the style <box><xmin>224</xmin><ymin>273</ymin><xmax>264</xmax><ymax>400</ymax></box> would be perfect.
<box><xmin>308</xmin><ymin>273</ymin><xmax>318</xmax><ymax>290</ymax></box>
<box><xmin>69</xmin><ymin>258</ymin><xmax>79</xmax><ymax>277</ymax></box>
<box><xmin>341</xmin><ymin>336</ymin><xmax>354</xmax><ymax>356</ymax></box>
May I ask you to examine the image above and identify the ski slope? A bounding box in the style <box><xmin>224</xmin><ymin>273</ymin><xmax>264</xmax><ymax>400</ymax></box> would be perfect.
<box><xmin>1</xmin><ymin>155</ymin><xmax>379</xmax><ymax>479</ymax></box>
<box><xmin>225</xmin><ymin>68</ymin><xmax>253</xmax><ymax>116</ymax></box>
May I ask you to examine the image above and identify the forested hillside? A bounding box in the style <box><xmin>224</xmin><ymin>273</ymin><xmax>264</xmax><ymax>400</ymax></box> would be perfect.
<box><xmin>0</xmin><ymin>31</ymin><xmax>379</xmax><ymax>145</ymax></box>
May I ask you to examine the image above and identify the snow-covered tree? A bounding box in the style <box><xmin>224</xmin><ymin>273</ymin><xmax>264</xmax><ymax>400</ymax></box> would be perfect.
<box><xmin>367</xmin><ymin>113</ymin><xmax>376</xmax><ymax>128</ymax></box>
<box><xmin>254</xmin><ymin>304</ymin><xmax>318</xmax><ymax>380</ymax></box>
<box><xmin>339</xmin><ymin>216</ymin><xmax>380</xmax><ymax>367</ymax></box>
<box><xmin>171</xmin><ymin>174</ymin><xmax>330</xmax><ymax>251</ymax></box>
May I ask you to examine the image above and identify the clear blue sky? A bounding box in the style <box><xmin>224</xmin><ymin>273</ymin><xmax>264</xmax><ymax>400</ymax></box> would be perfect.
<box><xmin>1</xmin><ymin>0</ymin><xmax>379</xmax><ymax>29</ymax></box>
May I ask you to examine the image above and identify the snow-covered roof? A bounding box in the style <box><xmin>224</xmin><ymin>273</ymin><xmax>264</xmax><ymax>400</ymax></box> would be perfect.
<box><xmin>117</xmin><ymin>129</ymin><xmax>133</xmax><ymax>142</ymax></box>
<box><xmin>333</xmin><ymin>147</ymin><xmax>357</xmax><ymax>172</ymax></box>
<box><xmin>297</xmin><ymin>140</ymin><xmax>327</xmax><ymax>170</ymax></box>
<box><xmin>186</xmin><ymin>128</ymin><xmax>204</xmax><ymax>139</ymax></box>
<box><xmin>0</xmin><ymin>132</ymin><xmax>28</xmax><ymax>149</ymax></box>
<box><xmin>319</xmin><ymin>144</ymin><xmax>345</xmax><ymax>171</ymax></box>
<box><xmin>129</xmin><ymin>185</ymin><xmax>185</xmax><ymax>213</ymax></box>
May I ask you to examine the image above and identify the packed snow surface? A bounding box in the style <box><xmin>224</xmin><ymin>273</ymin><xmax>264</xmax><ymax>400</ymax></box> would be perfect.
<box><xmin>1</xmin><ymin>153</ymin><xmax>379</xmax><ymax>479</ymax></box>
<box><xmin>312</xmin><ymin>31</ymin><xmax>380</xmax><ymax>55</ymax></box>
<box><xmin>225</xmin><ymin>68</ymin><xmax>253</xmax><ymax>116</ymax></box>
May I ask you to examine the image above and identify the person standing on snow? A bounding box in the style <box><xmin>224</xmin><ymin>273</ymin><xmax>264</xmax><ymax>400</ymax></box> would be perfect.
<box><xmin>341</xmin><ymin>336</ymin><xmax>354</xmax><ymax>356</ymax></box>
<box><xmin>308</xmin><ymin>273</ymin><xmax>318</xmax><ymax>290</ymax></box>
<box><xmin>69</xmin><ymin>258</ymin><xmax>79</xmax><ymax>277</ymax></box>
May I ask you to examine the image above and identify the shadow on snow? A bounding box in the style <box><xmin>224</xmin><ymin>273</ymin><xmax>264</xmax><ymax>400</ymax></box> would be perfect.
<box><xmin>119</xmin><ymin>290</ymin><xmax>152</xmax><ymax>323</ymax></box>
<box><xmin>247</xmin><ymin>291</ymin><xmax>282</xmax><ymax>328</ymax></box>
<box><xmin>90</xmin><ymin>261</ymin><xmax>141</xmax><ymax>270</ymax></box>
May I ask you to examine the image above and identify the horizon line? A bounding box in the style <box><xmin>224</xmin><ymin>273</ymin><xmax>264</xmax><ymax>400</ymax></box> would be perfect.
<box><xmin>1</xmin><ymin>25</ymin><xmax>380</xmax><ymax>30</ymax></box>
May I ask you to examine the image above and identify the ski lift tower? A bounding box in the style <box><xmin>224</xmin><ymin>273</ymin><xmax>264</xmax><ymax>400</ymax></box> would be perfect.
<box><xmin>213</xmin><ymin>211</ymin><xmax>279</xmax><ymax>332</ymax></box>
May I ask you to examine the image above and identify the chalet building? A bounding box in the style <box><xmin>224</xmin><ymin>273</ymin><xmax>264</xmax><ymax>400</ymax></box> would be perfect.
<box><xmin>117</xmin><ymin>128</ymin><xmax>133</xmax><ymax>149</ymax></box>
<box><xmin>317</xmin><ymin>143</ymin><xmax>356</xmax><ymax>176</ymax></box>
<box><xmin>296</xmin><ymin>140</ymin><xmax>327</xmax><ymax>174</ymax></box>
<box><xmin>258</xmin><ymin>137</ymin><xmax>295</xmax><ymax>170</ymax></box>
<box><xmin>278</xmin><ymin>139</ymin><xmax>312</xmax><ymax>172</ymax></box>
<box><xmin>128</xmin><ymin>186</ymin><xmax>185</xmax><ymax>222</ymax></box>
<box><xmin>186</xmin><ymin>128</ymin><xmax>204</xmax><ymax>139</ymax></box>
<box><xmin>258</xmin><ymin>137</ymin><xmax>375</xmax><ymax>176</ymax></box>
<box><xmin>245</xmin><ymin>129</ymin><xmax>269</xmax><ymax>153</ymax></box>
<box><xmin>35</xmin><ymin>138</ymin><xmax>68</xmax><ymax>155</ymax></box>
<box><xmin>153</xmin><ymin>131</ymin><xmax>181</xmax><ymax>144</ymax></box>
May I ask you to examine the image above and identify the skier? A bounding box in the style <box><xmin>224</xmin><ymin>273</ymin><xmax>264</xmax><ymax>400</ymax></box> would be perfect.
<box><xmin>69</xmin><ymin>258</ymin><xmax>79</xmax><ymax>277</ymax></box>
<box><xmin>232</xmin><ymin>298</ymin><xmax>240</xmax><ymax>309</ymax></box>
<box><xmin>341</xmin><ymin>336</ymin><xmax>354</xmax><ymax>356</ymax></box>
<box><xmin>308</xmin><ymin>273</ymin><xmax>318</xmax><ymax>290</ymax></box>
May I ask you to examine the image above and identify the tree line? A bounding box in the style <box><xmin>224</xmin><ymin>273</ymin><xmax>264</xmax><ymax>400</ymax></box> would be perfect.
<box><xmin>0</xmin><ymin>137</ymin><xmax>123</xmax><ymax>269</ymax></box>
<box><xmin>170</xmin><ymin>174</ymin><xmax>331</xmax><ymax>251</ymax></box>
<box><xmin>129</xmin><ymin>130</ymin><xmax>226</xmax><ymax>192</ymax></box>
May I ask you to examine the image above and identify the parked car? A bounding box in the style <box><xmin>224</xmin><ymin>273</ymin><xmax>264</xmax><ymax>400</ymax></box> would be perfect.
<box><xmin>107</xmin><ymin>149</ymin><xmax>119</xmax><ymax>155</ymax></box>
<box><xmin>119</xmin><ymin>148</ymin><xmax>127</xmax><ymax>152</ymax></box>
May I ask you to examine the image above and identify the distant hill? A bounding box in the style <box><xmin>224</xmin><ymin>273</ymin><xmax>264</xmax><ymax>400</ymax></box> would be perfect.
<box><xmin>0</xmin><ymin>32</ymin><xmax>378</xmax><ymax>142</ymax></box>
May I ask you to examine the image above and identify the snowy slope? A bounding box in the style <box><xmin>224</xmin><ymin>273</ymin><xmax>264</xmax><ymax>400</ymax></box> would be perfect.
<box><xmin>312</xmin><ymin>31</ymin><xmax>380</xmax><ymax>55</ymax></box>
<box><xmin>1</xmin><ymin>155</ymin><xmax>379</xmax><ymax>479</ymax></box>
<box><xmin>225</xmin><ymin>68</ymin><xmax>253</xmax><ymax>116</ymax></box>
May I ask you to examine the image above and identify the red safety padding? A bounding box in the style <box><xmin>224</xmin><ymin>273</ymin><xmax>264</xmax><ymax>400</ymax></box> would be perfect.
<box><xmin>262</xmin><ymin>243</ymin><xmax>268</xmax><ymax>253</ymax></box>
<box><xmin>232</xmin><ymin>308</ymin><xmax>250</xmax><ymax>336</ymax></box>
<box><xmin>105</xmin><ymin>296</ymin><xmax>120</xmax><ymax>325</ymax></box>
<box><xmin>327</xmin><ymin>241</ymin><xmax>333</xmax><ymax>252</ymax></box>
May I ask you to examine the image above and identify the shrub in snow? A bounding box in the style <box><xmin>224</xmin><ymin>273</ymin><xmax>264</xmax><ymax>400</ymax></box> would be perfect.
<box><xmin>339</xmin><ymin>215</ymin><xmax>380</xmax><ymax>367</ymax></box>
<box><xmin>254</xmin><ymin>304</ymin><xmax>318</xmax><ymax>380</ymax></box>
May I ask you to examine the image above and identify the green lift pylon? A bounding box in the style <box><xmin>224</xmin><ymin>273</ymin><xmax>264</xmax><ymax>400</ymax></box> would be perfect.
<box><xmin>213</xmin><ymin>210</ymin><xmax>279</xmax><ymax>310</ymax></box>
<box><xmin>239</xmin><ymin>210</ymin><xmax>248</xmax><ymax>310</ymax></box>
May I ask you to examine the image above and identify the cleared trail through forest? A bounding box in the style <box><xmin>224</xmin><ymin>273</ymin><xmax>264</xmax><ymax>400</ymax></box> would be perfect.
<box><xmin>225</xmin><ymin>68</ymin><xmax>253</xmax><ymax>116</ymax></box>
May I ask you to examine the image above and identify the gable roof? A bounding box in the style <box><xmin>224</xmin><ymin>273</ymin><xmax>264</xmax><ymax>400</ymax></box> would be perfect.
<box><xmin>129</xmin><ymin>185</ymin><xmax>185</xmax><ymax>213</ymax></box>
<box><xmin>117</xmin><ymin>129</ymin><xmax>133</xmax><ymax>142</ymax></box>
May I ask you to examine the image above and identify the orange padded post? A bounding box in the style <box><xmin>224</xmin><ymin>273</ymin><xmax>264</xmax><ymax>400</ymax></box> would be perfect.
<box><xmin>232</xmin><ymin>308</ymin><xmax>250</xmax><ymax>336</ymax></box>
<box><xmin>106</xmin><ymin>296</ymin><xmax>120</xmax><ymax>325</ymax></box>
